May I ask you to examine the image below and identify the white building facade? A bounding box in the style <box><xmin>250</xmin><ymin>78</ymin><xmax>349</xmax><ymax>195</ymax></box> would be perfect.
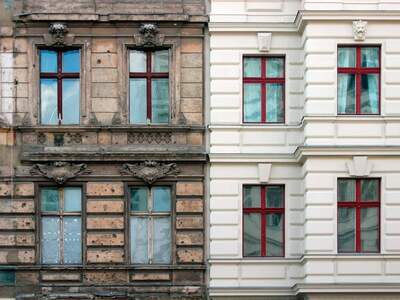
<box><xmin>208</xmin><ymin>1</ymin><xmax>400</xmax><ymax>299</ymax></box>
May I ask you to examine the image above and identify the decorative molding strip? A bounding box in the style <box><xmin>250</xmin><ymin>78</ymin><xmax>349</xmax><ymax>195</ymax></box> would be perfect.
<box><xmin>128</xmin><ymin>132</ymin><xmax>172</xmax><ymax>145</ymax></box>
<box><xmin>30</xmin><ymin>162</ymin><xmax>92</xmax><ymax>184</ymax></box>
<box><xmin>120</xmin><ymin>161</ymin><xmax>180</xmax><ymax>184</ymax></box>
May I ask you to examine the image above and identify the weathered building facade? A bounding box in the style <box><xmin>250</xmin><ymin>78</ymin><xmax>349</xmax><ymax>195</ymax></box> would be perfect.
<box><xmin>0</xmin><ymin>0</ymin><xmax>207</xmax><ymax>299</ymax></box>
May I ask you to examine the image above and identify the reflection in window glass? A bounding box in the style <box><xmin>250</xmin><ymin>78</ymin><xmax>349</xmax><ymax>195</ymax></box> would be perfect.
<box><xmin>63</xmin><ymin>217</ymin><xmax>82</xmax><ymax>264</ymax></box>
<box><xmin>152</xmin><ymin>50</ymin><xmax>169</xmax><ymax>72</ymax></box>
<box><xmin>267</xmin><ymin>58</ymin><xmax>284</xmax><ymax>77</ymax></box>
<box><xmin>41</xmin><ymin>188</ymin><xmax>59</xmax><ymax>212</ymax></box>
<box><xmin>42</xmin><ymin>217</ymin><xmax>61</xmax><ymax>264</ymax></box>
<box><xmin>130</xmin><ymin>217</ymin><xmax>149</xmax><ymax>264</ymax></box>
<box><xmin>338</xmin><ymin>207</ymin><xmax>356</xmax><ymax>252</ymax></box>
<box><xmin>62</xmin><ymin>79</ymin><xmax>80</xmax><ymax>124</ymax></box>
<box><xmin>243</xmin><ymin>186</ymin><xmax>260</xmax><ymax>208</ymax></box>
<box><xmin>244</xmin><ymin>57</ymin><xmax>261</xmax><ymax>77</ymax></box>
<box><xmin>130</xmin><ymin>50</ymin><xmax>147</xmax><ymax>72</ymax></box>
<box><xmin>338</xmin><ymin>47</ymin><xmax>356</xmax><ymax>68</ymax></box>
<box><xmin>338</xmin><ymin>74</ymin><xmax>356</xmax><ymax>114</ymax></box>
<box><xmin>130</xmin><ymin>78</ymin><xmax>147</xmax><ymax>124</ymax></box>
<box><xmin>151</xmin><ymin>78</ymin><xmax>169</xmax><ymax>123</ymax></box>
<box><xmin>62</xmin><ymin>50</ymin><xmax>80</xmax><ymax>72</ymax></box>
<box><xmin>244</xmin><ymin>84</ymin><xmax>261</xmax><ymax>122</ymax></box>
<box><xmin>243</xmin><ymin>213</ymin><xmax>261</xmax><ymax>256</ymax></box>
<box><xmin>266</xmin><ymin>83</ymin><xmax>283</xmax><ymax>122</ymax></box>
<box><xmin>266</xmin><ymin>213</ymin><xmax>283</xmax><ymax>256</ymax></box>
<box><xmin>153</xmin><ymin>217</ymin><xmax>171</xmax><ymax>263</ymax></box>
<box><xmin>131</xmin><ymin>187</ymin><xmax>148</xmax><ymax>211</ymax></box>
<box><xmin>153</xmin><ymin>187</ymin><xmax>171</xmax><ymax>212</ymax></box>
<box><xmin>40</xmin><ymin>79</ymin><xmax>58</xmax><ymax>125</ymax></box>
<box><xmin>64</xmin><ymin>187</ymin><xmax>82</xmax><ymax>212</ymax></box>
<box><xmin>40</xmin><ymin>50</ymin><xmax>57</xmax><ymax>73</ymax></box>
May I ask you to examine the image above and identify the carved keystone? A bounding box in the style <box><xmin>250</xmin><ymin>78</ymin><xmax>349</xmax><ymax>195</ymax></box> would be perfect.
<box><xmin>134</xmin><ymin>23</ymin><xmax>165</xmax><ymax>48</ymax></box>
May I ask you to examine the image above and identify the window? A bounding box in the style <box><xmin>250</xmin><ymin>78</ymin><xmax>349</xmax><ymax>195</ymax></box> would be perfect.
<box><xmin>337</xmin><ymin>178</ymin><xmax>380</xmax><ymax>253</ymax></box>
<box><xmin>243</xmin><ymin>185</ymin><xmax>284</xmax><ymax>257</ymax></box>
<box><xmin>243</xmin><ymin>56</ymin><xmax>285</xmax><ymax>123</ymax></box>
<box><xmin>39</xmin><ymin>49</ymin><xmax>80</xmax><ymax>125</ymax></box>
<box><xmin>40</xmin><ymin>187</ymin><xmax>82</xmax><ymax>264</ymax></box>
<box><xmin>337</xmin><ymin>46</ymin><xmax>380</xmax><ymax>114</ymax></box>
<box><xmin>129</xmin><ymin>186</ymin><xmax>172</xmax><ymax>264</ymax></box>
<box><xmin>129</xmin><ymin>49</ymin><xmax>169</xmax><ymax>124</ymax></box>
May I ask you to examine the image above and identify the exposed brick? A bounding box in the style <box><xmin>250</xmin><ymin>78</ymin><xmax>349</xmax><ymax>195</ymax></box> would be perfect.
<box><xmin>87</xmin><ymin>233</ymin><xmax>124</xmax><ymax>246</ymax></box>
<box><xmin>176</xmin><ymin>216</ymin><xmax>203</xmax><ymax>229</ymax></box>
<box><xmin>131</xmin><ymin>272</ymin><xmax>170</xmax><ymax>281</ymax></box>
<box><xmin>176</xmin><ymin>231</ymin><xmax>203</xmax><ymax>246</ymax></box>
<box><xmin>86</xmin><ymin>182</ymin><xmax>124</xmax><ymax>196</ymax></box>
<box><xmin>87</xmin><ymin>217</ymin><xmax>124</xmax><ymax>229</ymax></box>
<box><xmin>177</xmin><ymin>248</ymin><xmax>203</xmax><ymax>263</ymax></box>
<box><xmin>176</xmin><ymin>199</ymin><xmax>203</xmax><ymax>213</ymax></box>
<box><xmin>92</xmin><ymin>39</ymin><xmax>117</xmax><ymax>53</ymax></box>
<box><xmin>84</xmin><ymin>271</ymin><xmax>127</xmax><ymax>284</ymax></box>
<box><xmin>176</xmin><ymin>182</ymin><xmax>203</xmax><ymax>196</ymax></box>
<box><xmin>41</xmin><ymin>272</ymin><xmax>81</xmax><ymax>281</ymax></box>
<box><xmin>87</xmin><ymin>200</ymin><xmax>124</xmax><ymax>213</ymax></box>
<box><xmin>14</xmin><ymin>183</ymin><xmax>34</xmax><ymax>196</ymax></box>
<box><xmin>0</xmin><ymin>200</ymin><xmax>34</xmax><ymax>213</ymax></box>
<box><xmin>0</xmin><ymin>233</ymin><xmax>35</xmax><ymax>246</ymax></box>
<box><xmin>0</xmin><ymin>249</ymin><xmax>35</xmax><ymax>264</ymax></box>
<box><xmin>87</xmin><ymin>249</ymin><xmax>124</xmax><ymax>263</ymax></box>
<box><xmin>91</xmin><ymin>53</ymin><xmax>118</xmax><ymax>68</ymax></box>
<box><xmin>0</xmin><ymin>183</ymin><xmax>11</xmax><ymax>196</ymax></box>
<box><xmin>181</xmin><ymin>38</ymin><xmax>203</xmax><ymax>53</ymax></box>
<box><xmin>92</xmin><ymin>68</ymin><xmax>118</xmax><ymax>83</ymax></box>
<box><xmin>0</xmin><ymin>217</ymin><xmax>35</xmax><ymax>230</ymax></box>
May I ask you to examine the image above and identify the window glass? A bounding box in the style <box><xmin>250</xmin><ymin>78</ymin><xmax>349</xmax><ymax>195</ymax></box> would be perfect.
<box><xmin>62</xmin><ymin>49</ymin><xmax>80</xmax><ymax>72</ymax></box>
<box><xmin>40</xmin><ymin>50</ymin><xmax>57</xmax><ymax>73</ymax></box>
<box><xmin>151</xmin><ymin>78</ymin><xmax>169</xmax><ymax>123</ymax></box>
<box><xmin>338</xmin><ymin>47</ymin><xmax>356</xmax><ymax>67</ymax></box>
<box><xmin>243</xmin><ymin>186</ymin><xmax>260</xmax><ymax>208</ymax></box>
<box><xmin>266</xmin><ymin>83</ymin><xmax>284</xmax><ymax>122</ymax></box>
<box><xmin>41</xmin><ymin>188</ymin><xmax>59</xmax><ymax>211</ymax></box>
<box><xmin>130</xmin><ymin>50</ymin><xmax>147</xmax><ymax>72</ymax></box>
<box><xmin>130</xmin><ymin>217</ymin><xmax>149</xmax><ymax>264</ymax></box>
<box><xmin>40</xmin><ymin>79</ymin><xmax>58</xmax><ymax>125</ymax></box>
<box><xmin>361</xmin><ymin>74</ymin><xmax>379</xmax><ymax>114</ymax></box>
<box><xmin>244</xmin><ymin>57</ymin><xmax>261</xmax><ymax>77</ymax></box>
<box><xmin>63</xmin><ymin>217</ymin><xmax>82</xmax><ymax>264</ymax></box>
<box><xmin>266</xmin><ymin>213</ymin><xmax>283</xmax><ymax>256</ymax></box>
<box><xmin>130</xmin><ymin>78</ymin><xmax>147</xmax><ymax>124</ymax></box>
<box><xmin>338</xmin><ymin>180</ymin><xmax>355</xmax><ymax>202</ymax></box>
<box><xmin>266</xmin><ymin>186</ymin><xmax>283</xmax><ymax>208</ymax></box>
<box><xmin>41</xmin><ymin>217</ymin><xmax>61</xmax><ymax>264</ymax></box>
<box><xmin>361</xmin><ymin>207</ymin><xmax>379</xmax><ymax>252</ymax></box>
<box><xmin>153</xmin><ymin>187</ymin><xmax>171</xmax><ymax>212</ymax></box>
<box><xmin>0</xmin><ymin>271</ymin><xmax>15</xmax><ymax>285</ymax></box>
<box><xmin>338</xmin><ymin>207</ymin><xmax>356</xmax><ymax>252</ymax></box>
<box><xmin>64</xmin><ymin>187</ymin><xmax>82</xmax><ymax>212</ymax></box>
<box><xmin>131</xmin><ymin>187</ymin><xmax>148</xmax><ymax>211</ymax></box>
<box><xmin>244</xmin><ymin>84</ymin><xmax>261</xmax><ymax>122</ymax></box>
<box><xmin>152</xmin><ymin>50</ymin><xmax>169</xmax><ymax>72</ymax></box>
<box><xmin>361</xmin><ymin>179</ymin><xmax>379</xmax><ymax>202</ymax></box>
<box><xmin>62</xmin><ymin>79</ymin><xmax>80</xmax><ymax>124</ymax></box>
<box><xmin>338</xmin><ymin>74</ymin><xmax>356</xmax><ymax>114</ymax></box>
<box><xmin>152</xmin><ymin>217</ymin><xmax>171</xmax><ymax>263</ymax></box>
<box><xmin>243</xmin><ymin>213</ymin><xmax>261</xmax><ymax>256</ymax></box>
<box><xmin>267</xmin><ymin>58</ymin><xmax>284</xmax><ymax>78</ymax></box>
<box><xmin>361</xmin><ymin>47</ymin><xmax>379</xmax><ymax>67</ymax></box>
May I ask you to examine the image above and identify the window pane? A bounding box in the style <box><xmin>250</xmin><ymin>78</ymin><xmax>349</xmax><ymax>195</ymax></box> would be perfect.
<box><xmin>62</xmin><ymin>49</ymin><xmax>80</xmax><ymax>72</ymax></box>
<box><xmin>63</xmin><ymin>217</ymin><xmax>82</xmax><ymax>264</ymax></box>
<box><xmin>153</xmin><ymin>187</ymin><xmax>171</xmax><ymax>212</ymax></box>
<box><xmin>152</xmin><ymin>79</ymin><xmax>169</xmax><ymax>123</ymax></box>
<box><xmin>244</xmin><ymin>57</ymin><xmax>261</xmax><ymax>77</ymax></box>
<box><xmin>41</xmin><ymin>188</ymin><xmax>59</xmax><ymax>212</ymax></box>
<box><xmin>266</xmin><ymin>186</ymin><xmax>283</xmax><ymax>208</ymax></box>
<box><xmin>130</xmin><ymin>50</ymin><xmax>146</xmax><ymax>72</ymax></box>
<box><xmin>42</xmin><ymin>217</ymin><xmax>61</xmax><ymax>264</ymax></box>
<box><xmin>338</xmin><ymin>207</ymin><xmax>355</xmax><ymax>252</ymax></box>
<box><xmin>244</xmin><ymin>84</ymin><xmax>261</xmax><ymax>122</ymax></box>
<box><xmin>361</xmin><ymin>207</ymin><xmax>379</xmax><ymax>252</ymax></box>
<box><xmin>361</xmin><ymin>179</ymin><xmax>379</xmax><ymax>202</ymax></box>
<box><xmin>361</xmin><ymin>74</ymin><xmax>379</xmax><ymax>114</ymax></box>
<box><xmin>338</xmin><ymin>47</ymin><xmax>356</xmax><ymax>67</ymax></box>
<box><xmin>338</xmin><ymin>180</ymin><xmax>355</xmax><ymax>202</ymax></box>
<box><xmin>152</xmin><ymin>217</ymin><xmax>171</xmax><ymax>264</ymax></box>
<box><xmin>361</xmin><ymin>47</ymin><xmax>379</xmax><ymax>67</ymax></box>
<box><xmin>40</xmin><ymin>50</ymin><xmax>57</xmax><ymax>73</ymax></box>
<box><xmin>130</xmin><ymin>217</ymin><xmax>149</xmax><ymax>264</ymax></box>
<box><xmin>62</xmin><ymin>79</ymin><xmax>80</xmax><ymax>124</ymax></box>
<box><xmin>130</xmin><ymin>78</ymin><xmax>147</xmax><ymax>124</ymax></box>
<box><xmin>338</xmin><ymin>74</ymin><xmax>356</xmax><ymax>114</ymax></box>
<box><xmin>41</xmin><ymin>79</ymin><xmax>58</xmax><ymax>125</ymax></box>
<box><xmin>266</xmin><ymin>213</ymin><xmax>283</xmax><ymax>256</ymax></box>
<box><xmin>266</xmin><ymin>83</ymin><xmax>284</xmax><ymax>122</ymax></box>
<box><xmin>130</xmin><ymin>187</ymin><xmax>148</xmax><ymax>212</ymax></box>
<box><xmin>267</xmin><ymin>58</ymin><xmax>284</xmax><ymax>78</ymax></box>
<box><xmin>152</xmin><ymin>50</ymin><xmax>169</xmax><ymax>72</ymax></box>
<box><xmin>243</xmin><ymin>213</ymin><xmax>261</xmax><ymax>256</ymax></box>
<box><xmin>243</xmin><ymin>186</ymin><xmax>260</xmax><ymax>208</ymax></box>
<box><xmin>64</xmin><ymin>187</ymin><xmax>82</xmax><ymax>212</ymax></box>
<box><xmin>0</xmin><ymin>271</ymin><xmax>15</xmax><ymax>285</ymax></box>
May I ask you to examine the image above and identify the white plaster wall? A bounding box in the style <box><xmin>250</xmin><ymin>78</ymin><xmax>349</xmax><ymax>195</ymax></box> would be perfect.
<box><xmin>302</xmin><ymin>0</ymin><xmax>400</xmax><ymax>10</ymax></box>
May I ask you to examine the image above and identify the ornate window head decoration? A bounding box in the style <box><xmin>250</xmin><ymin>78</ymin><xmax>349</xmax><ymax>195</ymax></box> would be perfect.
<box><xmin>120</xmin><ymin>161</ymin><xmax>179</xmax><ymax>184</ymax></box>
<box><xmin>134</xmin><ymin>23</ymin><xmax>165</xmax><ymax>48</ymax></box>
<box><xmin>45</xmin><ymin>23</ymin><xmax>71</xmax><ymax>46</ymax></box>
<box><xmin>30</xmin><ymin>161</ymin><xmax>91</xmax><ymax>184</ymax></box>
<box><xmin>353</xmin><ymin>20</ymin><xmax>367</xmax><ymax>41</ymax></box>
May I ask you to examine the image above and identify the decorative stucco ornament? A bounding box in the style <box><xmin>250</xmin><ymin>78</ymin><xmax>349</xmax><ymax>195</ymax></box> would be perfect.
<box><xmin>120</xmin><ymin>161</ymin><xmax>180</xmax><ymax>184</ymax></box>
<box><xmin>353</xmin><ymin>20</ymin><xmax>367</xmax><ymax>41</ymax></box>
<box><xmin>346</xmin><ymin>156</ymin><xmax>373</xmax><ymax>177</ymax></box>
<box><xmin>48</xmin><ymin>23</ymin><xmax>69</xmax><ymax>46</ymax></box>
<box><xmin>134</xmin><ymin>23</ymin><xmax>165</xmax><ymax>47</ymax></box>
<box><xmin>30</xmin><ymin>162</ymin><xmax>92</xmax><ymax>184</ymax></box>
<box><xmin>257</xmin><ymin>32</ymin><xmax>272</xmax><ymax>52</ymax></box>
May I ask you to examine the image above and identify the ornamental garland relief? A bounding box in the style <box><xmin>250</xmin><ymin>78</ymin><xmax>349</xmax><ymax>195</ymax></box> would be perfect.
<box><xmin>30</xmin><ymin>162</ymin><xmax>92</xmax><ymax>184</ymax></box>
<box><xmin>120</xmin><ymin>161</ymin><xmax>180</xmax><ymax>184</ymax></box>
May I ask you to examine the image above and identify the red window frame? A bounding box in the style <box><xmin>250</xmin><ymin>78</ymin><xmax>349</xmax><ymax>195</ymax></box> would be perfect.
<box><xmin>337</xmin><ymin>178</ymin><xmax>381</xmax><ymax>253</ymax></box>
<box><xmin>39</xmin><ymin>48</ymin><xmax>80</xmax><ymax>125</ymax></box>
<box><xmin>242</xmin><ymin>185</ymin><xmax>285</xmax><ymax>257</ymax></box>
<box><xmin>337</xmin><ymin>45</ymin><xmax>381</xmax><ymax>115</ymax></box>
<box><xmin>129</xmin><ymin>49</ymin><xmax>169</xmax><ymax>122</ymax></box>
<box><xmin>242</xmin><ymin>56</ymin><xmax>285</xmax><ymax>123</ymax></box>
